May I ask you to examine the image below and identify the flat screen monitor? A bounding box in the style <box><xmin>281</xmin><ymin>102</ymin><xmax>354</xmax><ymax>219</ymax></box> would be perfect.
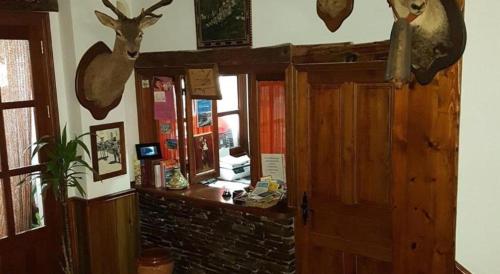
<box><xmin>136</xmin><ymin>143</ymin><xmax>162</xmax><ymax>160</ymax></box>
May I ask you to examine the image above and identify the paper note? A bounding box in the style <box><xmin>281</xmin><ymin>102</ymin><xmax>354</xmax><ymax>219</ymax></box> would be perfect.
<box><xmin>153</xmin><ymin>77</ymin><xmax>176</xmax><ymax>120</ymax></box>
<box><xmin>261</xmin><ymin>154</ymin><xmax>286</xmax><ymax>183</ymax></box>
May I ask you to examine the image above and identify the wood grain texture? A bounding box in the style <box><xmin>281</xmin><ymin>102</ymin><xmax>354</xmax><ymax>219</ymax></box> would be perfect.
<box><xmin>294</xmin><ymin>62</ymin><xmax>394</xmax><ymax>274</ymax></box>
<box><xmin>0</xmin><ymin>11</ymin><xmax>61</xmax><ymax>274</ymax></box>
<box><xmin>133</xmin><ymin>41</ymin><xmax>462</xmax><ymax>274</ymax></box>
<box><xmin>69</xmin><ymin>190</ymin><xmax>138</xmax><ymax>274</ymax></box>
<box><xmin>396</xmin><ymin>60</ymin><xmax>461</xmax><ymax>274</ymax></box>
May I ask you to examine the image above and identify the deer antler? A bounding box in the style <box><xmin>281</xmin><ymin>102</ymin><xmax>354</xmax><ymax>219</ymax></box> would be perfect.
<box><xmin>138</xmin><ymin>0</ymin><xmax>174</xmax><ymax>19</ymax></box>
<box><xmin>102</xmin><ymin>0</ymin><xmax>127</xmax><ymax>19</ymax></box>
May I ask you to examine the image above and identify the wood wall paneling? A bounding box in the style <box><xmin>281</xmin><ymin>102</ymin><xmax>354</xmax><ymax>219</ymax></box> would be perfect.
<box><xmin>69</xmin><ymin>190</ymin><xmax>138</xmax><ymax>274</ymax></box>
<box><xmin>133</xmin><ymin>41</ymin><xmax>463</xmax><ymax>274</ymax></box>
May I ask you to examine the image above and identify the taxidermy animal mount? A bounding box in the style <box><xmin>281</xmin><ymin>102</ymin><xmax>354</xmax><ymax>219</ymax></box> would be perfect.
<box><xmin>75</xmin><ymin>0</ymin><xmax>173</xmax><ymax>120</ymax></box>
<box><xmin>317</xmin><ymin>0</ymin><xmax>354</xmax><ymax>32</ymax></box>
<box><xmin>386</xmin><ymin>0</ymin><xmax>466</xmax><ymax>85</ymax></box>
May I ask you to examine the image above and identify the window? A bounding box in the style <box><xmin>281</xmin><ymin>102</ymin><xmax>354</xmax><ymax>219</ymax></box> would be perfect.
<box><xmin>136</xmin><ymin>70</ymin><xmax>286</xmax><ymax>187</ymax></box>
<box><xmin>0</xmin><ymin>39</ymin><xmax>44</xmax><ymax>236</ymax></box>
<box><xmin>217</xmin><ymin>75</ymin><xmax>248</xmax><ymax>158</ymax></box>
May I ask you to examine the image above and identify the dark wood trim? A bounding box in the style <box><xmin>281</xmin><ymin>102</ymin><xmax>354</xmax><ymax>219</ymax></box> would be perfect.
<box><xmin>456</xmin><ymin>262</ymin><xmax>472</xmax><ymax>274</ymax></box>
<box><xmin>135</xmin><ymin>184</ymin><xmax>292</xmax><ymax>220</ymax></box>
<box><xmin>0</xmin><ymin>100</ymin><xmax>36</xmax><ymax>110</ymax></box>
<box><xmin>174</xmin><ymin>76</ymin><xmax>188</xmax><ymax>176</ymax></box>
<box><xmin>291</xmin><ymin>41</ymin><xmax>389</xmax><ymax>64</ymax></box>
<box><xmin>248</xmin><ymin>73</ymin><xmax>260</xmax><ymax>186</ymax></box>
<box><xmin>0</xmin><ymin>0</ymin><xmax>58</xmax><ymax>12</ymax></box>
<box><xmin>285</xmin><ymin>65</ymin><xmax>296</xmax><ymax>207</ymax></box>
<box><xmin>68</xmin><ymin>189</ymin><xmax>138</xmax><ymax>274</ymax></box>
<box><xmin>89</xmin><ymin>122</ymin><xmax>127</xmax><ymax>181</ymax></box>
<box><xmin>238</xmin><ymin>74</ymin><xmax>249</xmax><ymax>154</ymax></box>
<box><xmin>0</xmin><ymin>12</ymin><xmax>61</xmax><ymax>274</ymax></box>
<box><xmin>136</xmin><ymin>45</ymin><xmax>291</xmax><ymax>71</ymax></box>
<box><xmin>218</xmin><ymin>109</ymin><xmax>240</xmax><ymax>117</ymax></box>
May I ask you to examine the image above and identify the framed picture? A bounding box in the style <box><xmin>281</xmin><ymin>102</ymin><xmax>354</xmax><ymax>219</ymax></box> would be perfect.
<box><xmin>186</xmin><ymin>64</ymin><xmax>222</xmax><ymax>99</ymax></box>
<box><xmin>196</xmin><ymin>100</ymin><xmax>213</xmax><ymax>128</ymax></box>
<box><xmin>194</xmin><ymin>0</ymin><xmax>252</xmax><ymax>49</ymax></box>
<box><xmin>90</xmin><ymin>122</ymin><xmax>126</xmax><ymax>181</ymax></box>
<box><xmin>193</xmin><ymin>133</ymin><xmax>216</xmax><ymax>175</ymax></box>
<box><xmin>0</xmin><ymin>0</ymin><xmax>58</xmax><ymax>12</ymax></box>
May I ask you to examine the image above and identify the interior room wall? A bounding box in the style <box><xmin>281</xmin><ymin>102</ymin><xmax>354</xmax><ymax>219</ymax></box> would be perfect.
<box><xmin>49</xmin><ymin>0</ymin><xmax>139</xmax><ymax>199</ymax></box>
<box><xmin>47</xmin><ymin>1</ymin><xmax>495</xmax><ymax>272</ymax></box>
<box><xmin>456</xmin><ymin>0</ymin><xmax>500</xmax><ymax>273</ymax></box>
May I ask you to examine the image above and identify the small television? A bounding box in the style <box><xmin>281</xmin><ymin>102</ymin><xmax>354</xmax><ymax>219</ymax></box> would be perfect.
<box><xmin>136</xmin><ymin>143</ymin><xmax>162</xmax><ymax>160</ymax></box>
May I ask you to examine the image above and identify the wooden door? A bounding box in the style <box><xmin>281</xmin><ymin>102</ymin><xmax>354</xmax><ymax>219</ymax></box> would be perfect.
<box><xmin>295</xmin><ymin>62</ymin><xmax>395</xmax><ymax>274</ymax></box>
<box><xmin>0</xmin><ymin>12</ymin><xmax>61</xmax><ymax>274</ymax></box>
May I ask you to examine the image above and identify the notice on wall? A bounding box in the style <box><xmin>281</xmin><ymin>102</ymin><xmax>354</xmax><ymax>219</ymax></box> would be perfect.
<box><xmin>153</xmin><ymin>76</ymin><xmax>176</xmax><ymax>120</ymax></box>
<box><xmin>261</xmin><ymin>154</ymin><xmax>286</xmax><ymax>183</ymax></box>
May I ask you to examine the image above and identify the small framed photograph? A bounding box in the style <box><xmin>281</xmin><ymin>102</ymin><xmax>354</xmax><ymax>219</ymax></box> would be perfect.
<box><xmin>186</xmin><ymin>64</ymin><xmax>222</xmax><ymax>99</ymax></box>
<box><xmin>196</xmin><ymin>100</ymin><xmax>213</xmax><ymax>128</ymax></box>
<box><xmin>194</xmin><ymin>0</ymin><xmax>252</xmax><ymax>49</ymax></box>
<box><xmin>193</xmin><ymin>133</ymin><xmax>215</xmax><ymax>175</ymax></box>
<box><xmin>90</xmin><ymin>122</ymin><xmax>126</xmax><ymax>181</ymax></box>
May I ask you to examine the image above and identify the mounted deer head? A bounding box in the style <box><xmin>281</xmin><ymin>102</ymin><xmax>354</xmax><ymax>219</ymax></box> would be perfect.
<box><xmin>76</xmin><ymin>0</ymin><xmax>173</xmax><ymax>120</ymax></box>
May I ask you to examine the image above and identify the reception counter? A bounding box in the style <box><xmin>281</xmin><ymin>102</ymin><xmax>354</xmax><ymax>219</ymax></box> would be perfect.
<box><xmin>136</xmin><ymin>184</ymin><xmax>296</xmax><ymax>274</ymax></box>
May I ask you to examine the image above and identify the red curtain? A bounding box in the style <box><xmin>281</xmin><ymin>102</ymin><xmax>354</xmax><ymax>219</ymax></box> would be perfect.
<box><xmin>259</xmin><ymin>81</ymin><xmax>286</xmax><ymax>154</ymax></box>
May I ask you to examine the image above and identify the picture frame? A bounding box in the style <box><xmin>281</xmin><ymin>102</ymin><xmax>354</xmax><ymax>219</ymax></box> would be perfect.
<box><xmin>0</xmin><ymin>0</ymin><xmax>58</xmax><ymax>12</ymax></box>
<box><xmin>196</xmin><ymin>100</ymin><xmax>213</xmax><ymax>128</ymax></box>
<box><xmin>186</xmin><ymin>64</ymin><xmax>222</xmax><ymax>99</ymax></box>
<box><xmin>194</xmin><ymin>0</ymin><xmax>252</xmax><ymax>49</ymax></box>
<box><xmin>193</xmin><ymin>132</ymin><xmax>216</xmax><ymax>175</ymax></box>
<box><xmin>90</xmin><ymin>122</ymin><xmax>127</xmax><ymax>181</ymax></box>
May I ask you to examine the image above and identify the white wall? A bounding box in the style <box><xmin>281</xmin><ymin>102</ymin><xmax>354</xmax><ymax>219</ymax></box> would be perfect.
<box><xmin>48</xmin><ymin>1</ymin><xmax>496</xmax><ymax>272</ymax></box>
<box><xmin>50</xmin><ymin>0</ymin><xmax>140</xmax><ymax>199</ymax></box>
<box><xmin>138</xmin><ymin>0</ymin><xmax>393</xmax><ymax>52</ymax></box>
<box><xmin>49</xmin><ymin>0</ymin><xmax>393</xmax><ymax>199</ymax></box>
<box><xmin>456</xmin><ymin>1</ymin><xmax>500</xmax><ymax>273</ymax></box>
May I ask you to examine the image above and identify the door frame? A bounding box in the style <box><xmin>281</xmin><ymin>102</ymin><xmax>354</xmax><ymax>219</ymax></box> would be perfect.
<box><xmin>0</xmin><ymin>11</ymin><xmax>61</xmax><ymax>273</ymax></box>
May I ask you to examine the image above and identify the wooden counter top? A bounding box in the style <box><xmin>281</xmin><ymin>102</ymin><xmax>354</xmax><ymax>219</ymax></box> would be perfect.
<box><xmin>135</xmin><ymin>184</ymin><xmax>294</xmax><ymax>220</ymax></box>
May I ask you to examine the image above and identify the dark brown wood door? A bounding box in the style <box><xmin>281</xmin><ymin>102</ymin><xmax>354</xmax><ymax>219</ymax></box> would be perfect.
<box><xmin>0</xmin><ymin>12</ymin><xmax>61</xmax><ymax>274</ymax></box>
<box><xmin>295</xmin><ymin>63</ymin><xmax>395</xmax><ymax>274</ymax></box>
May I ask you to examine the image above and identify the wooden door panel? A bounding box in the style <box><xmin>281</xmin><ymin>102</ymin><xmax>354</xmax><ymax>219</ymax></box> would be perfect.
<box><xmin>310</xmin><ymin>245</ymin><xmax>391</xmax><ymax>274</ymax></box>
<box><xmin>297</xmin><ymin>66</ymin><xmax>394</xmax><ymax>274</ymax></box>
<box><xmin>310</xmin><ymin>84</ymin><xmax>342</xmax><ymax>203</ymax></box>
<box><xmin>355</xmin><ymin>84</ymin><xmax>393</xmax><ymax>205</ymax></box>
<box><xmin>309</xmin><ymin>246</ymin><xmax>345</xmax><ymax>274</ymax></box>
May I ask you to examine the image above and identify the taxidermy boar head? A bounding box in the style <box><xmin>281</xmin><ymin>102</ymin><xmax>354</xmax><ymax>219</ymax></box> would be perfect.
<box><xmin>317</xmin><ymin>0</ymin><xmax>354</xmax><ymax>32</ymax></box>
<box><xmin>76</xmin><ymin>0</ymin><xmax>173</xmax><ymax>120</ymax></box>
<box><xmin>387</xmin><ymin>0</ymin><xmax>466</xmax><ymax>85</ymax></box>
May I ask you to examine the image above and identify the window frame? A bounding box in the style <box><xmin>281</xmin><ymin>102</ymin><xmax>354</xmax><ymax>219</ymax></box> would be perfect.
<box><xmin>216</xmin><ymin>74</ymin><xmax>249</xmax><ymax>155</ymax></box>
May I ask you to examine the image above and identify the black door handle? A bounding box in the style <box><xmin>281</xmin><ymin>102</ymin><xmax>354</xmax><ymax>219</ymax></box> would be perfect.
<box><xmin>301</xmin><ymin>192</ymin><xmax>309</xmax><ymax>225</ymax></box>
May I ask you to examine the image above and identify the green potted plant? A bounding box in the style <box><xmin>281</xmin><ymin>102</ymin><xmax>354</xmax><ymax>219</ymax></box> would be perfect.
<box><xmin>22</xmin><ymin>126</ymin><xmax>97</xmax><ymax>274</ymax></box>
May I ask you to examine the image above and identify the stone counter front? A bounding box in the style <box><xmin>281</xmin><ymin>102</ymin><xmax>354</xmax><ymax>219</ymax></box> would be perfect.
<box><xmin>139</xmin><ymin>192</ymin><xmax>296</xmax><ymax>274</ymax></box>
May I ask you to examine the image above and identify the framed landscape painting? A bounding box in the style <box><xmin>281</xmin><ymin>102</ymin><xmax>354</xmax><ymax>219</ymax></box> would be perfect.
<box><xmin>194</xmin><ymin>0</ymin><xmax>252</xmax><ymax>49</ymax></box>
<box><xmin>90</xmin><ymin>122</ymin><xmax>127</xmax><ymax>181</ymax></box>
